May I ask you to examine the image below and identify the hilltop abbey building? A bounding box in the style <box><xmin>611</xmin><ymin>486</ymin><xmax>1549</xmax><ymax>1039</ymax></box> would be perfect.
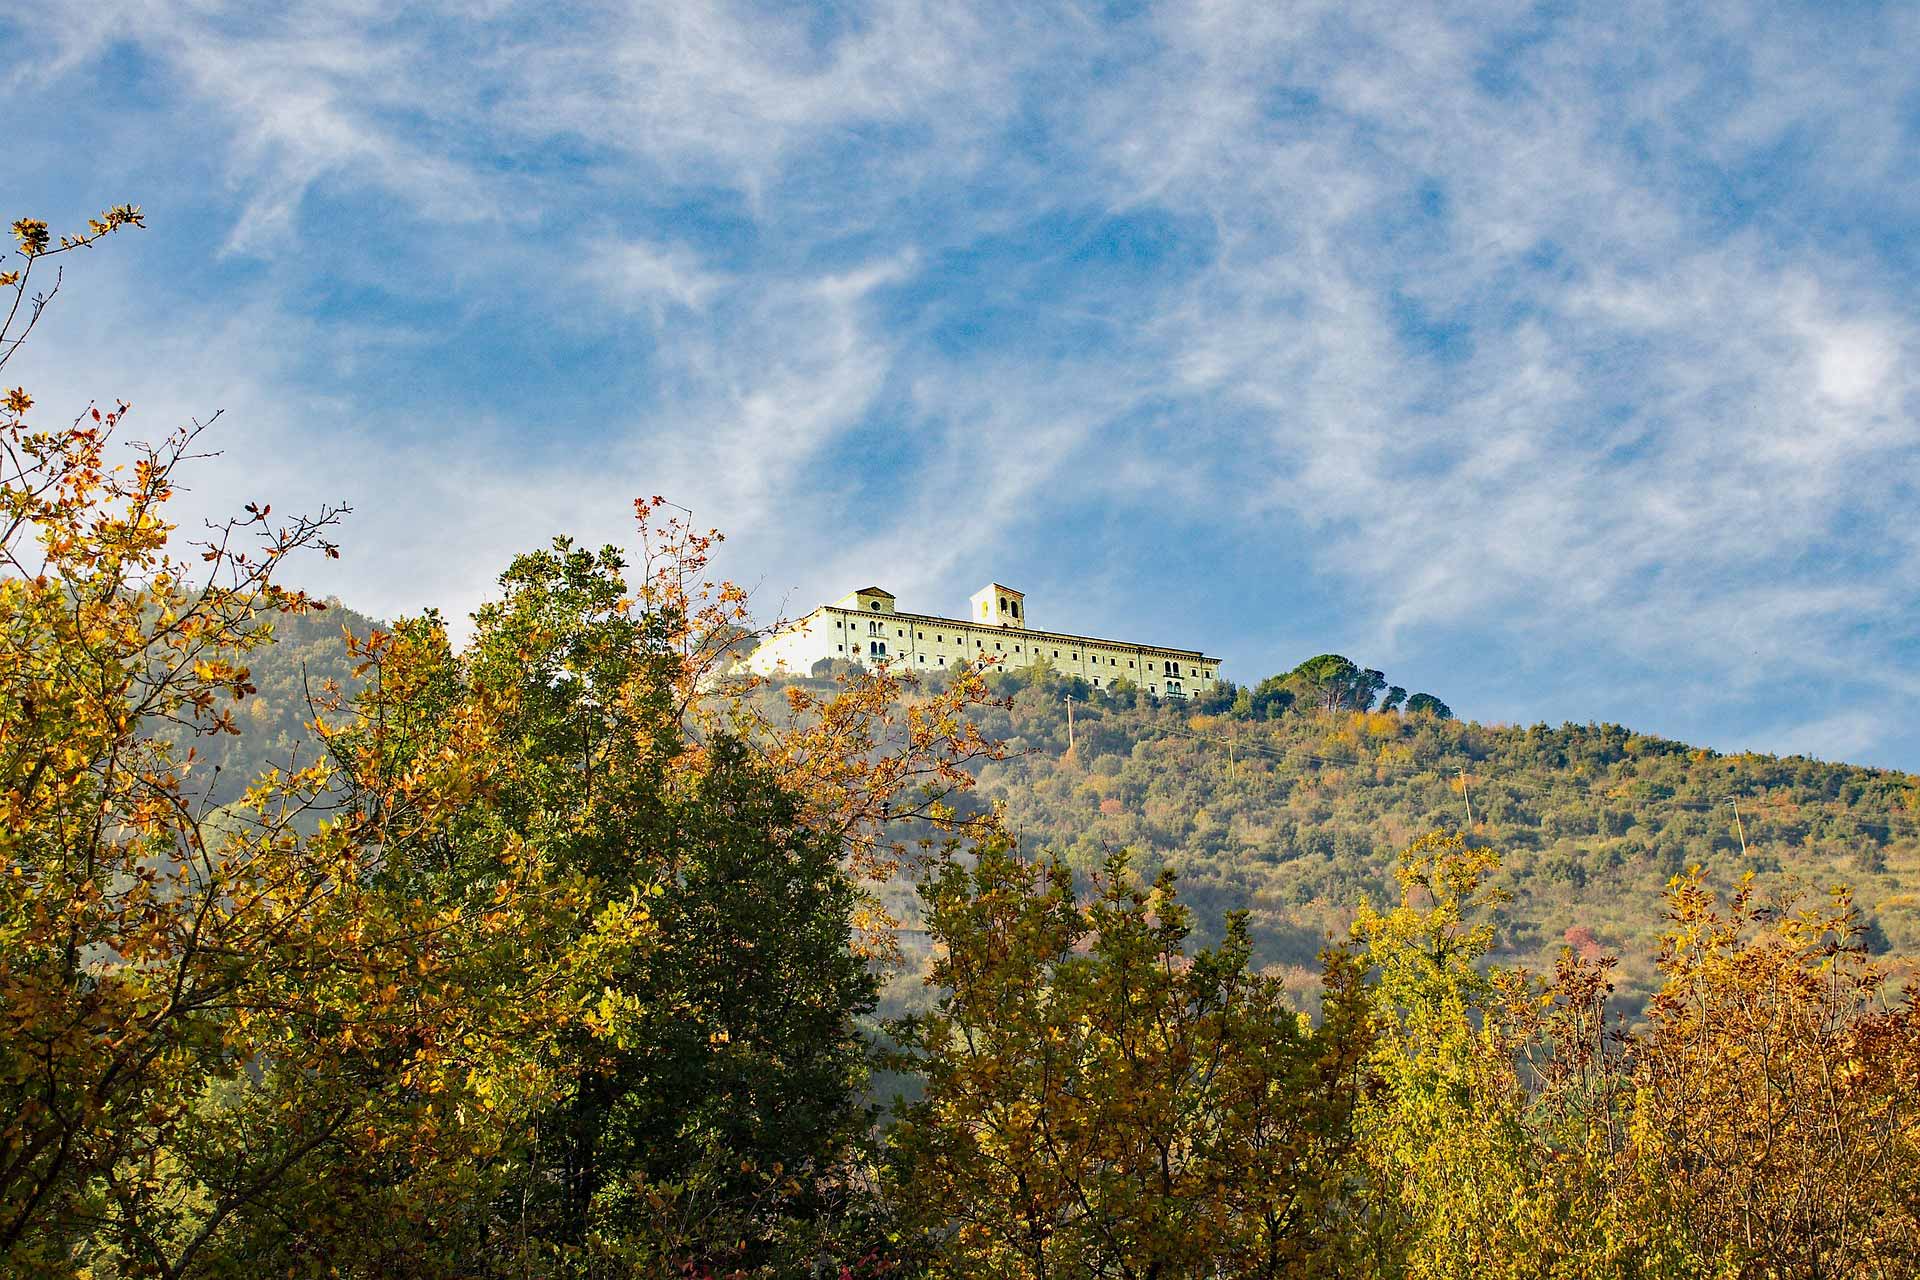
<box><xmin>744</xmin><ymin>583</ymin><xmax>1223</xmax><ymax>699</ymax></box>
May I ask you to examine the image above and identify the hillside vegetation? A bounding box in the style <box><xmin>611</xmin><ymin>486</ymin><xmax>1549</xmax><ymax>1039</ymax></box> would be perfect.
<box><xmin>963</xmin><ymin>668</ymin><xmax>1920</xmax><ymax>1008</ymax></box>
<box><xmin>155</xmin><ymin>599</ymin><xmax>380</xmax><ymax>804</ymax></box>
<box><xmin>212</xmin><ymin>631</ymin><xmax>1920</xmax><ymax>1012</ymax></box>
<box><xmin>13</xmin><ymin>200</ymin><xmax>1920</xmax><ymax>1279</ymax></box>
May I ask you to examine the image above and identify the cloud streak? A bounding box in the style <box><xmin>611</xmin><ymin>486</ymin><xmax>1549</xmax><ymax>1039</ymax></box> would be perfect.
<box><xmin>7</xmin><ymin>0</ymin><xmax>1918</xmax><ymax>766</ymax></box>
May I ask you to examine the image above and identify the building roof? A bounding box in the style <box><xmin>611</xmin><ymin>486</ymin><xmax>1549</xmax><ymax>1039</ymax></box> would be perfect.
<box><xmin>850</xmin><ymin>586</ymin><xmax>895</xmax><ymax>598</ymax></box>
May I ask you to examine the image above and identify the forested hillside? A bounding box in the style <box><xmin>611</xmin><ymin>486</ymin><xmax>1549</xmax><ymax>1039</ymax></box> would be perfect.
<box><xmin>217</xmin><ymin>627</ymin><xmax>1920</xmax><ymax>1011</ymax></box>
<box><xmin>961</xmin><ymin>671</ymin><xmax>1920</xmax><ymax>1009</ymax></box>
<box><xmin>156</xmin><ymin>600</ymin><xmax>379</xmax><ymax>804</ymax></box>
<box><xmin>14</xmin><ymin>195</ymin><xmax>1920</xmax><ymax>1278</ymax></box>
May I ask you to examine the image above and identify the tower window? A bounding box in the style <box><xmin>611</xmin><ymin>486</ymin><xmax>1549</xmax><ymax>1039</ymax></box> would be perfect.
<box><xmin>871</xmin><ymin>601</ymin><xmax>881</xmax><ymax>610</ymax></box>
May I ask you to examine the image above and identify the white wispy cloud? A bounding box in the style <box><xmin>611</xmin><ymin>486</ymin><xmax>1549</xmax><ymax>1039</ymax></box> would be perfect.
<box><xmin>7</xmin><ymin>0</ymin><xmax>1918</xmax><ymax>764</ymax></box>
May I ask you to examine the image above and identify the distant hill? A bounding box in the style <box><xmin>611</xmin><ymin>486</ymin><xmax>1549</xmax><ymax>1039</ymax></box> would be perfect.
<box><xmin>959</xmin><ymin>670</ymin><xmax>1919</xmax><ymax>1010</ymax></box>
<box><xmin>161</xmin><ymin>599</ymin><xmax>380</xmax><ymax>806</ymax></box>
<box><xmin>201</xmin><ymin>613</ymin><xmax>1919</xmax><ymax>1011</ymax></box>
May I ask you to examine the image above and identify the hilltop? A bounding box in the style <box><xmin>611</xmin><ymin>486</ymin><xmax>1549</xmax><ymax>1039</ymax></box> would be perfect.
<box><xmin>197</xmin><ymin>611</ymin><xmax>1918</xmax><ymax>1010</ymax></box>
<box><xmin>958</xmin><ymin>669</ymin><xmax>1919</xmax><ymax>1009</ymax></box>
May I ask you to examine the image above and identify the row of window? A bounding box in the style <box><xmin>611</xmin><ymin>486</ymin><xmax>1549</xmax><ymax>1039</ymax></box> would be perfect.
<box><xmin>830</xmin><ymin>615</ymin><xmax>1214</xmax><ymax>679</ymax></box>
<box><xmin>825</xmin><ymin>644</ymin><xmax>1182</xmax><ymax>694</ymax></box>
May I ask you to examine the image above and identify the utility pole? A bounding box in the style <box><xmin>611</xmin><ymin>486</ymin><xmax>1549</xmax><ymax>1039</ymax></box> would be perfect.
<box><xmin>1065</xmin><ymin>694</ymin><xmax>1076</xmax><ymax>754</ymax></box>
<box><xmin>1730</xmin><ymin>797</ymin><xmax>1749</xmax><ymax>857</ymax></box>
<box><xmin>1460</xmin><ymin>769</ymin><xmax>1474</xmax><ymax>827</ymax></box>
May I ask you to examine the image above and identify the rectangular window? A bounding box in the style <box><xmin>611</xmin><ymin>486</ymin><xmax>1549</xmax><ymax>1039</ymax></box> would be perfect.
<box><xmin>837</xmin><ymin>644</ymin><xmax>844</xmax><ymax>652</ymax></box>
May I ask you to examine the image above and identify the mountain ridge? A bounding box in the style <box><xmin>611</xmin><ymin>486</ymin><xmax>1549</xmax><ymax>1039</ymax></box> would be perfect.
<box><xmin>203</xmin><ymin>603</ymin><xmax>1920</xmax><ymax>1010</ymax></box>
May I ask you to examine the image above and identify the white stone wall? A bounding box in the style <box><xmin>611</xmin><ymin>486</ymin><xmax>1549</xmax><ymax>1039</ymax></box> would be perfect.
<box><xmin>745</xmin><ymin>590</ymin><xmax>1221</xmax><ymax>698</ymax></box>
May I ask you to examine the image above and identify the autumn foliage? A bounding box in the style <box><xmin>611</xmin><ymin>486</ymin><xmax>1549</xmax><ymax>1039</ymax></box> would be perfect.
<box><xmin>3</xmin><ymin>209</ymin><xmax>1918</xmax><ymax>1277</ymax></box>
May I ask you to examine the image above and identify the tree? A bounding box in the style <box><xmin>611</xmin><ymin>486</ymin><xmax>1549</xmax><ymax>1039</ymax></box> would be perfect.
<box><xmin>1350</xmin><ymin>834</ymin><xmax>1649</xmax><ymax>1279</ymax></box>
<box><xmin>1282</xmin><ymin>655</ymin><xmax>1387</xmax><ymax>715</ymax></box>
<box><xmin>1247</xmin><ymin>674</ymin><xmax>1297</xmax><ymax>721</ymax></box>
<box><xmin>1102</xmin><ymin>675</ymin><xmax>1141</xmax><ymax>710</ymax></box>
<box><xmin>891</xmin><ymin>844</ymin><xmax>1372</xmax><ymax>1278</ymax></box>
<box><xmin>326</xmin><ymin>536</ymin><xmax>889</xmax><ymax>1274</ymax></box>
<box><xmin>0</xmin><ymin>207</ymin><xmax>572</xmax><ymax>1277</ymax></box>
<box><xmin>1625</xmin><ymin>869</ymin><xmax>1920</xmax><ymax>1275</ymax></box>
<box><xmin>1380</xmin><ymin>687</ymin><xmax>1407</xmax><ymax>713</ymax></box>
<box><xmin>1403</xmin><ymin>693</ymin><xmax>1452</xmax><ymax>719</ymax></box>
<box><xmin>1286</xmin><ymin>654</ymin><xmax>1360</xmax><ymax>714</ymax></box>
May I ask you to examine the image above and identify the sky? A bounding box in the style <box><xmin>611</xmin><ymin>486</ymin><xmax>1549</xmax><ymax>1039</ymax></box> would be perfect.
<box><xmin>6</xmin><ymin>0</ymin><xmax>1919</xmax><ymax>770</ymax></box>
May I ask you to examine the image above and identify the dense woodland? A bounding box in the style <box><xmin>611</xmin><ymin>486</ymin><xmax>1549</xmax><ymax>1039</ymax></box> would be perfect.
<box><xmin>210</xmin><ymin>621</ymin><xmax>1920</xmax><ymax>1015</ymax></box>
<box><xmin>963</xmin><ymin>668</ymin><xmax>1920</xmax><ymax>1011</ymax></box>
<box><xmin>6</xmin><ymin>211</ymin><xmax>1920</xmax><ymax>1278</ymax></box>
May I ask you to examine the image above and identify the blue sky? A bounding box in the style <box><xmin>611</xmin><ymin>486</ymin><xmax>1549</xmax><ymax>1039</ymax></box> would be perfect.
<box><xmin>7</xmin><ymin>1</ymin><xmax>1919</xmax><ymax>769</ymax></box>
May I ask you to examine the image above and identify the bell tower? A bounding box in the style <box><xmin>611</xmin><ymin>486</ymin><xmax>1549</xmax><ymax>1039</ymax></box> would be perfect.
<box><xmin>969</xmin><ymin>582</ymin><xmax>1026</xmax><ymax>629</ymax></box>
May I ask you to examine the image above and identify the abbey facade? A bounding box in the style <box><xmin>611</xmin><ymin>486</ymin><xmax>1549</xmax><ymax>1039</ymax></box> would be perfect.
<box><xmin>744</xmin><ymin>583</ymin><xmax>1222</xmax><ymax>700</ymax></box>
